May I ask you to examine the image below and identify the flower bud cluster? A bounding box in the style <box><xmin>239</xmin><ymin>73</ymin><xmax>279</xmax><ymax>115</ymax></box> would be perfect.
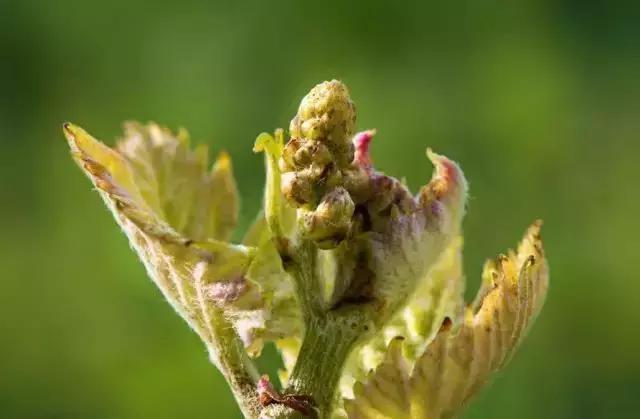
<box><xmin>280</xmin><ymin>80</ymin><xmax>416</xmax><ymax>247</ymax></box>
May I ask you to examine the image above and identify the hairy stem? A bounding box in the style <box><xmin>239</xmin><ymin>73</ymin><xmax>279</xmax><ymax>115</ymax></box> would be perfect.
<box><xmin>287</xmin><ymin>314</ymin><xmax>365</xmax><ymax>417</ymax></box>
<box><xmin>287</xmin><ymin>241</ymin><xmax>325</xmax><ymax>321</ymax></box>
<box><xmin>262</xmin><ymin>240</ymin><xmax>371</xmax><ymax>418</ymax></box>
<box><xmin>208</xmin><ymin>312</ymin><xmax>261</xmax><ymax>418</ymax></box>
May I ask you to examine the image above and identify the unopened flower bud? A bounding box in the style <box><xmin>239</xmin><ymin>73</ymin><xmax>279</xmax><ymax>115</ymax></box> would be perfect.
<box><xmin>342</xmin><ymin>167</ymin><xmax>372</xmax><ymax>204</ymax></box>
<box><xmin>280</xmin><ymin>137</ymin><xmax>304</xmax><ymax>172</ymax></box>
<box><xmin>290</xmin><ymin>80</ymin><xmax>356</xmax><ymax>168</ymax></box>
<box><xmin>367</xmin><ymin>174</ymin><xmax>415</xmax><ymax>216</ymax></box>
<box><xmin>281</xmin><ymin>171</ymin><xmax>315</xmax><ymax>206</ymax></box>
<box><xmin>294</xmin><ymin>140</ymin><xmax>332</xmax><ymax>168</ymax></box>
<box><xmin>301</xmin><ymin>187</ymin><xmax>355</xmax><ymax>248</ymax></box>
<box><xmin>281</xmin><ymin>138</ymin><xmax>333</xmax><ymax>173</ymax></box>
<box><xmin>367</xmin><ymin>175</ymin><xmax>395</xmax><ymax>213</ymax></box>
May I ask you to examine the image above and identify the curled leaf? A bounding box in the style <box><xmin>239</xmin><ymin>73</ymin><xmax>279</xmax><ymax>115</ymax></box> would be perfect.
<box><xmin>337</xmin><ymin>151</ymin><xmax>468</xmax><ymax>408</ymax></box>
<box><xmin>344</xmin><ymin>222</ymin><xmax>548</xmax><ymax>418</ymax></box>
<box><xmin>340</xmin><ymin>236</ymin><xmax>465</xmax><ymax>401</ymax></box>
<box><xmin>64</xmin><ymin>122</ymin><xmax>300</xmax><ymax>359</ymax></box>
<box><xmin>254</xmin><ymin>130</ymin><xmax>296</xmax><ymax>240</ymax></box>
<box><xmin>365</xmin><ymin>150</ymin><xmax>468</xmax><ymax>325</ymax></box>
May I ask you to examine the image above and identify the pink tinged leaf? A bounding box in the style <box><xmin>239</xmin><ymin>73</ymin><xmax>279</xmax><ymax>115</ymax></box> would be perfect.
<box><xmin>205</xmin><ymin>277</ymin><xmax>249</xmax><ymax>305</ymax></box>
<box><xmin>352</xmin><ymin>129</ymin><xmax>377</xmax><ymax>170</ymax></box>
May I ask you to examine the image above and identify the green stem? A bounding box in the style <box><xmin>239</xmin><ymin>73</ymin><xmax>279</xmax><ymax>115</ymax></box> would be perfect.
<box><xmin>208</xmin><ymin>313</ymin><xmax>261</xmax><ymax>418</ymax></box>
<box><xmin>288</xmin><ymin>241</ymin><xmax>325</xmax><ymax>321</ymax></box>
<box><xmin>263</xmin><ymin>239</ymin><xmax>372</xmax><ymax>418</ymax></box>
<box><xmin>286</xmin><ymin>316</ymin><xmax>364</xmax><ymax>417</ymax></box>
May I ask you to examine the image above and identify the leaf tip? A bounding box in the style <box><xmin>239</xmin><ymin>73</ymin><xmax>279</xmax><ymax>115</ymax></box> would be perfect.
<box><xmin>215</xmin><ymin>150</ymin><xmax>232</xmax><ymax>170</ymax></box>
<box><xmin>62</xmin><ymin>121</ymin><xmax>80</xmax><ymax>144</ymax></box>
<box><xmin>253</xmin><ymin>132</ymin><xmax>273</xmax><ymax>153</ymax></box>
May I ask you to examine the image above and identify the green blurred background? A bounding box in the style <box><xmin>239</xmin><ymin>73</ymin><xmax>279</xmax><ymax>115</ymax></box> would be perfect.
<box><xmin>1</xmin><ymin>1</ymin><xmax>639</xmax><ymax>418</ymax></box>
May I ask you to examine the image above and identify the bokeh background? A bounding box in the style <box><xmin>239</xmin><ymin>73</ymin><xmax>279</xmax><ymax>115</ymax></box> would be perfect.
<box><xmin>1</xmin><ymin>1</ymin><xmax>639</xmax><ymax>418</ymax></box>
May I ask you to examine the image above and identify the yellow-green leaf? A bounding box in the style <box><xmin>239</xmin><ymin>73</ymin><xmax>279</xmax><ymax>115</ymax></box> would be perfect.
<box><xmin>344</xmin><ymin>221</ymin><xmax>548</xmax><ymax>419</ymax></box>
<box><xmin>253</xmin><ymin>129</ymin><xmax>296</xmax><ymax>240</ymax></box>
<box><xmin>63</xmin><ymin>122</ymin><xmax>300</xmax><ymax>359</ymax></box>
